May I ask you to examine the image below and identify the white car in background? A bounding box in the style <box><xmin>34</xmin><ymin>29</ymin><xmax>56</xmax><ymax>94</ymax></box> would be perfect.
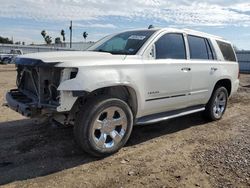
<box><xmin>0</xmin><ymin>49</ymin><xmax>23</xmax><ymax>64</ymax></box>
<box><xmin>5</xmin><ymin>28</ymin><xmax>239</xmax><ymax>156</ymax></box>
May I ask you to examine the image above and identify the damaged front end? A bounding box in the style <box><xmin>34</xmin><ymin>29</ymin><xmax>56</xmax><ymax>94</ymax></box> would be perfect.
<box><xmin>6</xmin><ymin>58</ymin><xmax>78</xmax><ymax>118</ymax></box>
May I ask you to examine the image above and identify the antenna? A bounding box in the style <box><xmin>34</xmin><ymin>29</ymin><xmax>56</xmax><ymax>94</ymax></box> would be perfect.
<box><xmin>148</xmin><ymin>25</ymin><xmax>154</xmax><ymax>29</ymax></box>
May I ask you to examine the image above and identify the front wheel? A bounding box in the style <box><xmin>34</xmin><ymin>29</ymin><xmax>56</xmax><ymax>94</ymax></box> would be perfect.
<box><xmin>74</xmin><ymin>96</ymin><xmax>133</xmax><ymax>157</ymax></box>
<box><xmin>204</xmin><ymin>86</ymin><xmax>228</xmax><ymax>121</ymax></box>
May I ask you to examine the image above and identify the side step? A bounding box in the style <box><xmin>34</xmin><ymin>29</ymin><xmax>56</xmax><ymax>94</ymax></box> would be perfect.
<box><xmin>135</xmin><ymin>105</ymin><xmax>205</xmax><ymax>125</ymax></box>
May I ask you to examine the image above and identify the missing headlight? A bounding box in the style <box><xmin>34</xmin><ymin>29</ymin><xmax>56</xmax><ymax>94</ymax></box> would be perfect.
<box><xmin>70</xmin><ymin>71</ymin><xmax>78</xmax><ymax>79</ymax></box>
<box><xmin>61</xmin><ymin>68</ymin><xmax>78</xmax><ymax>82</ymax></box>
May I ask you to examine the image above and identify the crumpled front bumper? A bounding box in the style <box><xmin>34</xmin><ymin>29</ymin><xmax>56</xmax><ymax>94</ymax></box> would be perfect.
<box><xmin>5</xmin><ymin>89</ymin><xmax>39</xmax><ymax>117</ymax></box>
<box><xmin>5</xmin><ymin>89</ymin><xmax>57</xmax><ymax>118</ymax></box>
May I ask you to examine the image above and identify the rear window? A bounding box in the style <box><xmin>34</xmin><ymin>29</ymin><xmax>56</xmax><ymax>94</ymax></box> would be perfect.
<box><xmin>216</xmin><ymin>41</ymin><xmax>236</xmax><ymax>62</ymax></box>
<box><xmin>188</xmin><ymin>35</ymin><xmax>214</xmax><ymax>60</ymax></box>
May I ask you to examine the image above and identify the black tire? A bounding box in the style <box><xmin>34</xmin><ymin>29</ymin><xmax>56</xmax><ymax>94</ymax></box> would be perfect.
<box><xmin>74</xmin><ymin>95</ymin><xmax>133</xmax><ymax>157</ymax></box>
<box><xmin>204</xmin><ymin>86</ymin><xmax>228</xmax><ymax>121</ymax></box>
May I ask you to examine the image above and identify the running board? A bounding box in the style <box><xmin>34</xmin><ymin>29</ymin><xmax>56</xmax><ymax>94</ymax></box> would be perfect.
<box><xmin>135</xmin><ymin>105</ymin><xmax>205</xmax><ymax>125</ymax></box>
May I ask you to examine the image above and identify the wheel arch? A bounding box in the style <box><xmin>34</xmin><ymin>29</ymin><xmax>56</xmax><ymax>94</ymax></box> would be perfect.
<box><xmin>213</xmin><ymin>78</ymin><xmax>232</xmax><ymax>97</ymax></box>
<box><xmin>93</xmin><ymin>85</ymin><xmax>138</xmax><ymax>117</ymax></box>
<box><xmin>73</xmin><ymin>85</ymin><xmax>139</xmax><ymax>118</ymax></box>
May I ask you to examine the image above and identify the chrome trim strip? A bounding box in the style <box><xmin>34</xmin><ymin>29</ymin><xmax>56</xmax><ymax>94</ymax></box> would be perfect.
<box><xmin>146</xmin><ymin>93</ymin><xmax>187</xmax><ymax>102</ymax></box>
<box><xmin>190</xmin><ymin>90</ymin><xmax>208</xmax><ymax>95</ymax></box>
<box><xmin>136</xmin><ymin>107</ymin><xmax>205</xmax><ymax>125</ymax></box>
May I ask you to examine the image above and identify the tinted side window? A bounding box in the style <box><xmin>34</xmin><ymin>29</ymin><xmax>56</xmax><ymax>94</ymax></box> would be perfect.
<box><xmin>207</xmin><ymin>39</ymin><xmax>217</xmax><ymax>60</ymax></box>
<box><xmin>205</xmin><ymin>39</ymin><xmax>214</xmax><ymax>60</ymax></box>
<box><xmin>216</xmin><ymin>41</ymin><xmax>236</xmax><ymax>62</ymax></box>
<box><xmin>155</xmin><ymin>33</ymin><xmax>186</xmax><ymax>59</ymax></box>
<box><xmin>188</xmin><ymin>35</ymin><xmax>211</xmax><ymax>60</ymax></box>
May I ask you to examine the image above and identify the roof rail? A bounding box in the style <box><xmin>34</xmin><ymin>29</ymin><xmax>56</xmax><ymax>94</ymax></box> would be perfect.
<box><xmin>183</xmin><ymin>29</ymin><xmax>224</xmax><ymax>40</ymax></box>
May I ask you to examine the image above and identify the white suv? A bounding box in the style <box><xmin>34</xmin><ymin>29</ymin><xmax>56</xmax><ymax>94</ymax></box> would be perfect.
<box><xmin>6</xmin><ymin>28</ymin><xmax>239</xmax><ymax>156</ymax></box>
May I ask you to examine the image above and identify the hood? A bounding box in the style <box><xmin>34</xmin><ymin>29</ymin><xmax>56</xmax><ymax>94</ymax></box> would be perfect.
<box><xmin>18</xmin><ymin>51</ymin><xmax>127</xmax><ymax>66</ymax></box>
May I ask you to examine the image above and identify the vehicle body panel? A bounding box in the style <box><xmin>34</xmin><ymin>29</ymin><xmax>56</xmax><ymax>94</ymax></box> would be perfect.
<box><xmin>5</xmin><ymin>28</ymin><xmax>239</xmax><ymax>122</ymax></box>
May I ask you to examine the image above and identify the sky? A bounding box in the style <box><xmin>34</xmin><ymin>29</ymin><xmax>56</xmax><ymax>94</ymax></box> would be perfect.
<box><xmin>0</xmin><ymin>0</ymin><xmax>250</xmax><ymax>50</ymax></box>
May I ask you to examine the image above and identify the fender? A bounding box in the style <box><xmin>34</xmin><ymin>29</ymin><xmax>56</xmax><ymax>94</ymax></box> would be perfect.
<box><xmin>57</xmin><ymin>65</ymin><xmax>144</xmax><ymax>116</ymax></box>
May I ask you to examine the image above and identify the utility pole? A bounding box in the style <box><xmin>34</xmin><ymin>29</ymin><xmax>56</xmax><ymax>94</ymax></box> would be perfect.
<box><xmin>69</xmin><ymin>20</ymin><xmax>72</xmax><ymax>48</ymax></box>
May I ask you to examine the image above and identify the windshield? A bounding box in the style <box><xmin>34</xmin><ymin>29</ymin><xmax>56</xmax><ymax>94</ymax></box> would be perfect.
<box><xmin>88</xmin><ymin>30</ymin><xmax>156</xmax><ymax>55</ymax></box>
<box><xmin>10</xmin><ymin>50</ymin><xmax>21</xmax><ymax>54</ymax></box>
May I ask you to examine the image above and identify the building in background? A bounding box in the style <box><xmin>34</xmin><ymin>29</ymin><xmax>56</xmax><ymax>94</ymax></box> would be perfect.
<box><xmin>0</xmin><ymin>42</ymin><xmax>94</xmax><ymax>54</ymax></box>
<box><xmin>64</xmin><ymin>42</ymin><xmax>95</xmax><ymax>50</ymax></box>
<box><xmin>53</xmin><ymin>41</ymin><xmax>95</xmax><ymax>50</ymax></box>
<box><xmin>236</xmin><ymin>51</ymin><xmax>250</xmax><ymax>73</ymax></box>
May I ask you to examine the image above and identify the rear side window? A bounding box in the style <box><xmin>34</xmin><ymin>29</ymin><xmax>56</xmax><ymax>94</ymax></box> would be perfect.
<box><xmin>205</xmin><ymin>40</ymin><xmax>214</xmax><ymax>59</ymax></box>
<box><xmin>216</xmin><ymin>41</ymin><xmax>236</xmax><ymax>62</ymax></box>
<box><xmin>188</xmin><ymin>35</ymin><xmax>214</xmax><ymax>60</ymax></box>
<box><xmin>155</xmin><ymin>33</ymin><xmax>186</xmax><ymax>59</ymax></box>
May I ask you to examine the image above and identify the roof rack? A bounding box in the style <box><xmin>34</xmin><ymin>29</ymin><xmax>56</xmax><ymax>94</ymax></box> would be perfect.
<box><xmin>183</xmin><ymin>29</ymin><xmax>224</xmax><ymax>40</ymax></box>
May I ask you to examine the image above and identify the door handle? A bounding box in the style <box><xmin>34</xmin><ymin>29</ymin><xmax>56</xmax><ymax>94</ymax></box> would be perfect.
<box><xmin>181</xmin><ymin>67</ymin><xmax>191</xmax><ymax>72</ymax></box>
<box><xmin>211</xmin><ymin>67</ymin><xmax>218</xmax><ymax>71</ymax></box>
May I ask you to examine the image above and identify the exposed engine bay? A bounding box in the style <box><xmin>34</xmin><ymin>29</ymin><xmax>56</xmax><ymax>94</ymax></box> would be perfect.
<box><xmin>6</xmin><ymin>59</ymin><xmax>78</xmax><ymax>121</ymax></box>
<box><xmin>17</xmin><ymin>65</ymin><xmax>62</xmax><ymax>106</ymax></box>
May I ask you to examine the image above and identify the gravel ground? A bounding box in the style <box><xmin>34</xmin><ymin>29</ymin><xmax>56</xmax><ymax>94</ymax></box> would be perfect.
<box><xmin>0</xmin><ymin>65</ymin><xmax>249</xmax><ymax>188</ymax></box>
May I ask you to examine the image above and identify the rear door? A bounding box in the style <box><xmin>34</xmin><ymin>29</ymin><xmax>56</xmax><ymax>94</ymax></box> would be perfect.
<box><xmin>187</xmin><ymin>35</ymin><xmax>219</xmax><ymax>106</ymax></box>
<box><xmin>143</xmin><ymin>33</ymin><xmax>192</xmax><ymax>116</ymax></box>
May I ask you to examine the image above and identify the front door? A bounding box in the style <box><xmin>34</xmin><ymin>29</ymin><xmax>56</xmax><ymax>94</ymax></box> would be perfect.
<box><xmin>142</xmin><ymin>33</ymin><xmax>192</xmax><ymax>116</ymax></box>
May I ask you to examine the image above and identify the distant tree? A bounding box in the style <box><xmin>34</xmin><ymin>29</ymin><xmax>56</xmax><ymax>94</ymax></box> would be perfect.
<box><xmin>61</xmin><ymin>29</ymin><xmax>65</xmax><ymax>42</ymax></box>
<box><xmin>0</xmin><ymin>36</ymin><xmax>13</xmax><ymax>44</ymax></box>
<box><xmin>83</xmin><ymin>31</ymin><xmax>88</xmax><ymax>42</ymax></box>
<box><xmin>41</xmin><ymin>30</ymin><xmax>46</xmax><ymax>39</ymax></box>
<box><xmin>41</xmin><ymin>30</ymin><xmax>52</xmax><ymax>45</ymax></box>
<box><xmin>15</xmin><ymin>41</ymin><xmax>21</xmax><ymax>45</ymax></box>
<box><xmin>45</xmin><ymin>35</ymin><xmax>52</xmax><ymax>45</ymax></box>
<box><xmin>55</xmin><ymin>37</ymin><xmax>62</xmax><ymax>44</ymax></box>
<box><xmin>41</xmin><ymin>30</ymin><xmax>47</xmax><ymax>44</ymax></box>
<box><xmin>22</xmin><ymin>41</ymin><xmax>25</xmax><ymax>45</ymax></box>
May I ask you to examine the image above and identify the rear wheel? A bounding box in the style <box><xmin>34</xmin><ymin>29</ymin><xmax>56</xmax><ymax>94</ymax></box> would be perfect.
<box><xmin>204</xmin><ymin>86</ymin><xmax>228</xmax><ymax>121</ymax></box>
<box><xmin>74</xmin><ymin>95</ymin><xmax>133</xmax><ymax>157</ymax></box>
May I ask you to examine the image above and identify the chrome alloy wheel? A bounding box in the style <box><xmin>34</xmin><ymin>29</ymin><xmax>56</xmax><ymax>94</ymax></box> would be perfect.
<box><xmin>213</xmin><ymin>91</ymin><xmax>227</xmax><ymax>119</ymax></box>
<box><xmin>91</xmin><ymin>106</ymin><xmax>128</xmax><ymax>149</ymax></box>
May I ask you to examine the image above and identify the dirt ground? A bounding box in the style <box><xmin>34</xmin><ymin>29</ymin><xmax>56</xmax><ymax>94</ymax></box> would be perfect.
<box><xmin>0</xmin><ymin>64</ymin><xmax>249</xmax><ymax>188</ymax></box>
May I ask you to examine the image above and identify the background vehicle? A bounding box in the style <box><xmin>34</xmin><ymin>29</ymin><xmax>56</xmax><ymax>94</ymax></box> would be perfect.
<box><xmin>5</xmin><ymin>28</ymin><xmax>239</xmax><ymax>156</ymax></box>
<box><xmin>0</xmin><ymin>49</ymin><xmax>23</xmax><ymax>64</ymax></box>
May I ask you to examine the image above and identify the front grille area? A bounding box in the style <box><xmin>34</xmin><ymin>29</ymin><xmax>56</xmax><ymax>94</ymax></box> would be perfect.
<box><xmin>17</xmin><ymin>65</ymin><xmax>62</xmax><ymax>107</ymax></box>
